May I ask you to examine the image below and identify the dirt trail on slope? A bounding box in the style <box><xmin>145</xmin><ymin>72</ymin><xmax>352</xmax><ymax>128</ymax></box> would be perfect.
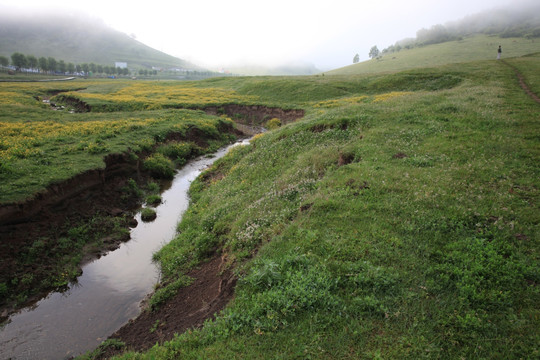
<box><xmin>501</xmin><ymin>60</ymin><xmax>540</xmax><ymax>104</ymax></box>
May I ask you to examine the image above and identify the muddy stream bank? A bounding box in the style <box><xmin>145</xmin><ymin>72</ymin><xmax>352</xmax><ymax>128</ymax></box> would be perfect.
<box><xmin>0</xmin><ymin>142</ymin><xmax>246</xmax><ymax>360</ymax></box>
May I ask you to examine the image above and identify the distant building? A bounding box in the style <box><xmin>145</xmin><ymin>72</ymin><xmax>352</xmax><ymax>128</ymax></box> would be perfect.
<box><xmin>115</xmin><ymin>62</ymin><xmax>127</xmax><ymax>69</ymax></box>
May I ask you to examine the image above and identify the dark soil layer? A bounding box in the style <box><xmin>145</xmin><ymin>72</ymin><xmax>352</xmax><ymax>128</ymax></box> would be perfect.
<box><xmin>0</xmin><ymin>152</ymin><xmax>144</xmax><ymax>321</ymax></box>
<box><xmin>204</xmin><ymin>104</ymin><xmax>304</xmax><ymax>125</ymax></box>
<box><xmin>100</xmin><ymin>254</ymin><xmax>236</xmax><ymax>358</ymax></box>
<box><xmin>0</xmin><ymin>152</ymin><xmax>139</xmax><ymax>226</ymax></box>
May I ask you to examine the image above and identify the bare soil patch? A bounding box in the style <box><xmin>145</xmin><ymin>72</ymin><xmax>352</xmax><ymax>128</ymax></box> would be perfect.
<box><xmin>99</xmin><ymin>254</ymin><xmax>236</xmax><ymax>358</ymax></box>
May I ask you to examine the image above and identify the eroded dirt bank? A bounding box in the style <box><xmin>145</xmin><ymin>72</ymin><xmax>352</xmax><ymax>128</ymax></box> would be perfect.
<box><xmin>0</xmin><ymin>152</ymin><xmax>138</xmax><ymax>226</ymax></box>
<box><xmin>97</xmin><ymin>254</ymin><xmax>236</xmax><ymax>358</ymax></box>
<box><xmin>0</xmin><ymin>152</ymin><xmax>143</xmax><ymax>321</ymax></box>
<box><xmin>204</xmin><ymin>104</ymin><xmax>304</xmax><ymax>124</ymax></box>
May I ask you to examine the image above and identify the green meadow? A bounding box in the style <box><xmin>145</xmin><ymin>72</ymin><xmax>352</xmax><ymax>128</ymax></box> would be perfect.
<box><xmin>0</xmin><ymin>46</ymin><xmax>538</xmax><ymax>358</ymax></box>
<box><xmin>107</xmin><ymin>56</ymin><xmax>537</xmax><ymax>358</ymax></box>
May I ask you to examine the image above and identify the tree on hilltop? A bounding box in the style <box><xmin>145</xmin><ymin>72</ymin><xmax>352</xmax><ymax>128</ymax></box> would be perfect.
<box><xmin>369</xmin><ymin>46</ymin><xmax>380</xmax><ymax>59</ymax></box>
<box><xmin>353</xmin><ymin>54</ymin><xmax>360</xmax><ymax>63</ymax></box>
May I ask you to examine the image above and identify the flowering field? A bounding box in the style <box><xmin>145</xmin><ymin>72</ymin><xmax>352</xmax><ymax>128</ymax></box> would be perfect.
<box><xmin>0</xmin><ymin>77</ymin><xmax>425</xmax><ymax>204</ymax></box>
<box><xmin>55</xmin><ymin>81</ymin><xmax>259</xmax><ymax>111</ymax></box>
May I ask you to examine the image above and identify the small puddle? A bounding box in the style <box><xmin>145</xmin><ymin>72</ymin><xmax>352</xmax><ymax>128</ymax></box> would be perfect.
<box><xmin>0</xmin><ymin>140</ymin><xmax>248</xmax><ymax>360</ymax></box>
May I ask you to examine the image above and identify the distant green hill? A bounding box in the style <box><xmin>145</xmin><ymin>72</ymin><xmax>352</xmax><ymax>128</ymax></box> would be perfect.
<box><xmin>0</xmin><ymin>9</ymin><xmax>196</xmax><ymax>70</ymax></box>
<box><xmin>329</xmin><ymin>35</ymin><xmax>540</xmax><ymax>75</ymax></box>
<box><xmin>331</xmin><ymin>3</ymin><xmax>540</xmax><ymax>76</ymax></box>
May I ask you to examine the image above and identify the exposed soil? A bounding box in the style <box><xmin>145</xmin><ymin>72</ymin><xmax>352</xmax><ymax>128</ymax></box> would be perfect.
<box><xmin>54</xmin><ymin>93</ymin><xmax>92</xmax><ymax>112</ymax></box>
<box><xmin>392</xmin><ymin>152</ymin><xmax>408</xmax><ymax>159</ymax></box>
<box><xmin>204</xmin><ymin>104</ymin><xmax>304</xmax><ymax>125</ymax></box>
<box><xmin>0</xmin><ymin>152</ymin><xmax>144</xmax><ymax>321</ymax></box>
<box><xmin>97</xmin><ymin>254</ymin><xmax>236</xmax><ymax>358</ymax></box>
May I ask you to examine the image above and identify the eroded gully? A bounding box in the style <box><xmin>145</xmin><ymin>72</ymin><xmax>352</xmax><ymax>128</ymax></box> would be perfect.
<box><xmin>0</xmin><ymin>140</ymin><xmax>248</xmax><ymax>360</ymax></box>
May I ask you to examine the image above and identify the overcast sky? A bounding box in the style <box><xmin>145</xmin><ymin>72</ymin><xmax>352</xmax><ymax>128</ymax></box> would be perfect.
<box><xmin>0</xmin><ymin>0</ymin><xmax>535</xmax><ymax>70</ymax></box>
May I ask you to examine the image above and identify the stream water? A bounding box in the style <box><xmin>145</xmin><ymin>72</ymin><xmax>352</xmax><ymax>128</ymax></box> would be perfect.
<box><xmin>0</xmin><ymin>141</ymin><xmax>246</xmax><ymax>360</ymax></box>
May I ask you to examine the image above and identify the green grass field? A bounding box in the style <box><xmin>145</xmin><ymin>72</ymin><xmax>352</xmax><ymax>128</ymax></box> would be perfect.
<box><xmin>98</xmin><ymin>56</ymin><xmax>538</xmax><ymax>359</ymax></box>
<box><xmin>1</xmin><ymin>44</ymin><xmax>538</xmax><ymax>359</ymax></box>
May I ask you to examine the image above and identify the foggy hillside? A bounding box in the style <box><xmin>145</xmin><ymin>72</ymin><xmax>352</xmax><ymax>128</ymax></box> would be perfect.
<box><xmin>0</xmin><ymin>8</ymin><xmax>195</xmax><ymax>70</ymax></box>
<box><xmin>384</xmin><ymin>3</ymin><xmax>540</xmax><ymax>52</ymax></box>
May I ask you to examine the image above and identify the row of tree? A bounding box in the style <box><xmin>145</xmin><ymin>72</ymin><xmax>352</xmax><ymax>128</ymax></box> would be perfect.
<box><xmin>0</xmin><ymin>52</ymin><xmax>136</xmax><ymax>76</ymax></box>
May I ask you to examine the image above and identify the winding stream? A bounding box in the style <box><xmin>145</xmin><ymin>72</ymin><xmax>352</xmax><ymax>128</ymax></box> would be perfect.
<box><xmin>0</xmin><ymin>141</ymin><xmax>246</xmax><ymax>360</ymax></box>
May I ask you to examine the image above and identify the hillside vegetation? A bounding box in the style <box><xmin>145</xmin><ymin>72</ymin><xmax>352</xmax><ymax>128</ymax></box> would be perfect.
<box><xmin>330</xmin><ymin>35</ymin><xmax>540</xmax><ymax>75</ymax></box>
<box><xmin>337</xmin><ymin>2</ymin><xmax>540</xmax><ymax>76</ymax></box>
<box><xmin>72</xmin><ymin>54</ymin><xmax>540</xmax><ymax>359</ymax></box>
<box><xmin>0</xmin><ymin>9</ymin><xmax>193</xmax><ymax>71</ymax></box>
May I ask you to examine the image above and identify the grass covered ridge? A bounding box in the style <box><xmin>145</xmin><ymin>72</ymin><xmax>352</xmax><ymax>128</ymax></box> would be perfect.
<box><xmin>105</xmin><ymin>57</ymin><xmax>540</xmax><ymax>359</ymax></box>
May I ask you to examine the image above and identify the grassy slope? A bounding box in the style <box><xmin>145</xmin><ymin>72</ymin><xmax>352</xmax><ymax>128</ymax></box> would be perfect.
<box><xmin>506</xmin><ymin>52</ymin><xmax>540</xmax><ymax>95</ymax></box>
<box><xmin>328</xmin><ymin>35</ymin><xmax>540</xmax><ymax>75</ymax></box>
<box><xmin>103</xmin><ymin>56</ymin><xmax>540</xmax><ymax>359</ymax></box>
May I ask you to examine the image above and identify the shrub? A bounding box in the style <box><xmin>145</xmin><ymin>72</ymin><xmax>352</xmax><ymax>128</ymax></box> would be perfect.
<box><xmin>146</xmin><ymin>181</ymin><xmax>160</xmax><ymax>193</ymax></box>
<box><xmin>143</xmin><ymin>153</ymin><xmax>175</xmax><ymax>179</ymax></box>
<box><xmin>158</xmin><ymin>142</ymin><xmax>193</xmax><ymax>163</ymax></box>
<box><xmin>266</xmin><ymin>118</ymin><xmax>281</xmax><ymax>130</ymax></box>
<box><xmin>121</xmin><ymin>178</ymin><xmax>143</xmax><ymax>198</ymax></box>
